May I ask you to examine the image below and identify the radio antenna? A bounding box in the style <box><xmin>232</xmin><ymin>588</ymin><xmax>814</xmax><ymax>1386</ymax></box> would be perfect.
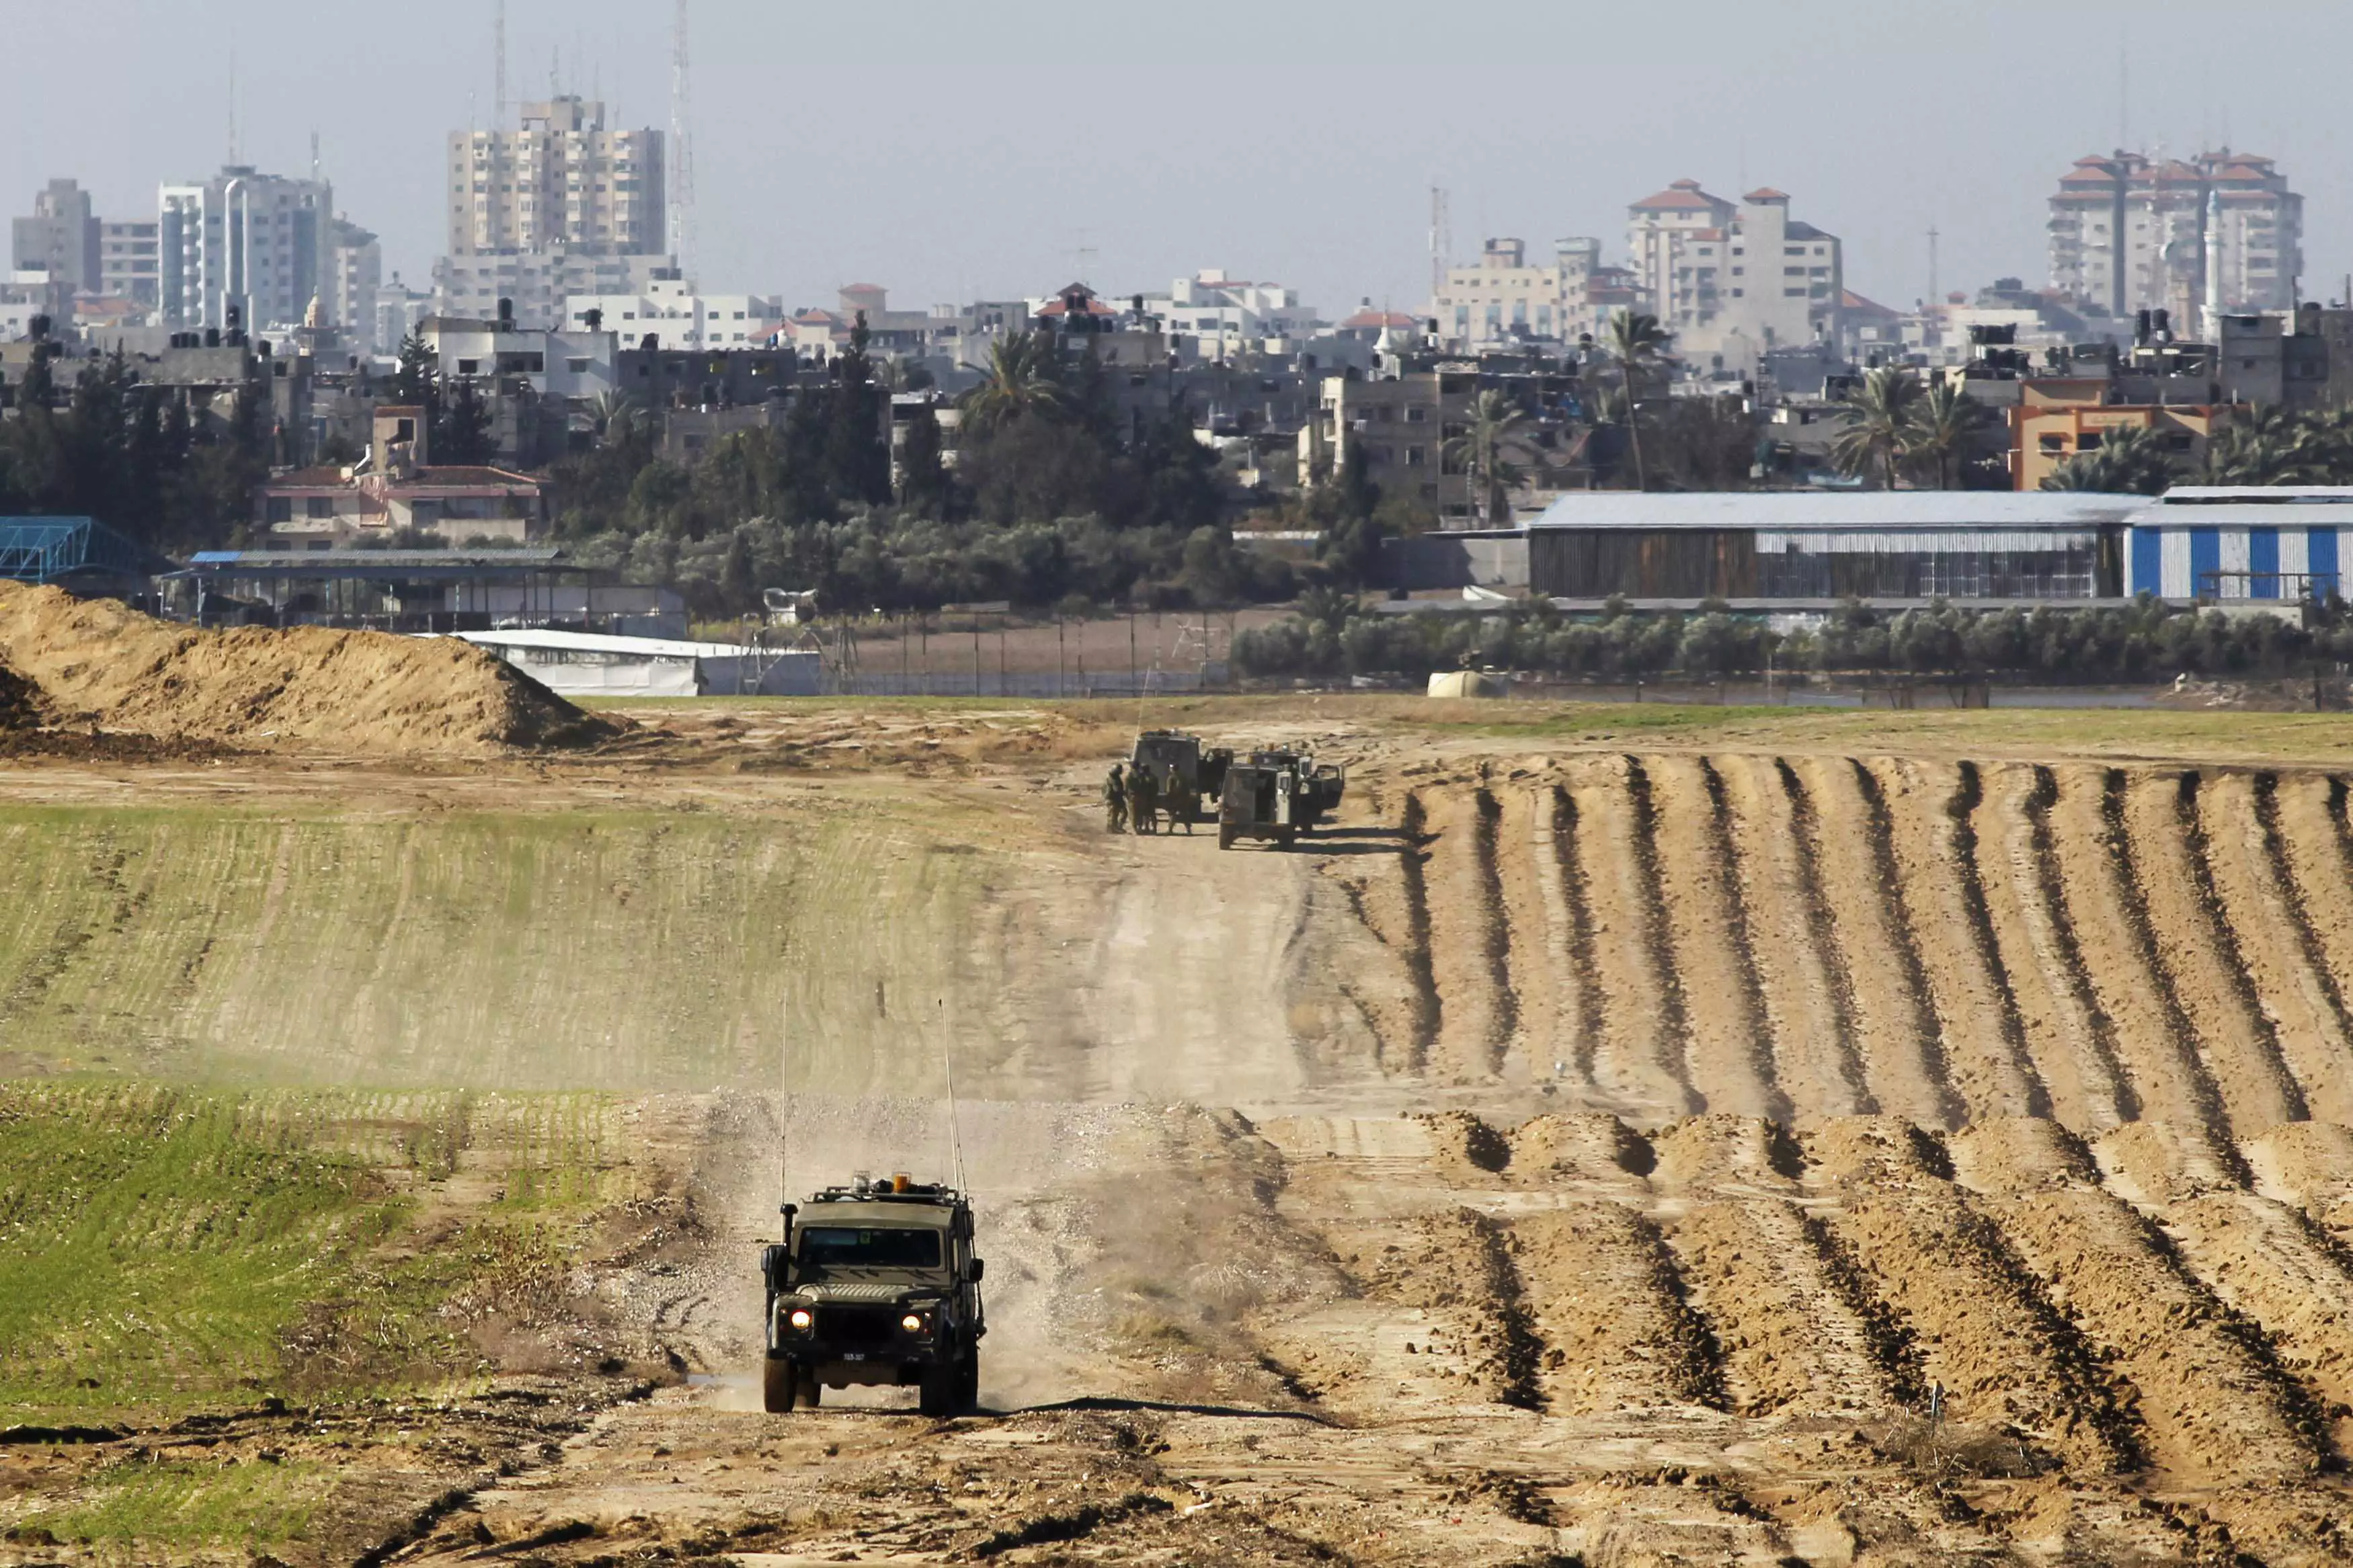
<box><xmin>779</xmin><ymin>979</ymin><xmax>792</xmax><ymax>1237</ymax></box>
<box><xmin>938</xmin><ymin>997</ymin><xmax>969</xmax><ymax>1196</ymax></box>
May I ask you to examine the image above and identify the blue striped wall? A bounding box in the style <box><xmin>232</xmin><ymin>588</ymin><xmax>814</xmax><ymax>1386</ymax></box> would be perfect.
<box><xmin>2127</xmin><ymin>526</ymin><xmax>2352</xmax><ymax>599</ymax></box>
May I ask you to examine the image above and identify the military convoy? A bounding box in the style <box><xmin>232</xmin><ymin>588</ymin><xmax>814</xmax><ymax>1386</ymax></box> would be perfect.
<box><xmin>1216</xmin><ymin>745</ymin><xmax>1345</xmax><ymax>850</ymax></box>
<box><xmin>762</xmin><ymin>1173</ymin><xmax>986</xmax><ymax>1417</ymax></box>
<box><xmin>1105</xmin><ymin>729</ymin><xmax>1345</xmax><ymax>849</ymax></box>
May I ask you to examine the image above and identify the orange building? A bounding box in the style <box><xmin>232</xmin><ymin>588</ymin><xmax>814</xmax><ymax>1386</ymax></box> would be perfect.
<box><xmin>2009</xmin><ymin>380</ymin><xmax>2229</xmax><ymax>489</ymax></box>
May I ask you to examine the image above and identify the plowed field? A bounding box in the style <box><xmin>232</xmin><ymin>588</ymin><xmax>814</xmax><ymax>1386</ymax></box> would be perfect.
<box><xmin>5</xmin><ymin>700</ymin><xmax>2353</xmax><ymax>1565</ymax></box>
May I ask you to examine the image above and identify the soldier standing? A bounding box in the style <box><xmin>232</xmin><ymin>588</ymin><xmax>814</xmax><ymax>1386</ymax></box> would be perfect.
<box><xmin>1166</xmin><ymin>777</ymin><xmax>1198</xmax><ymax>833</ymax></box>
<box><xmin>1128</xmin><ymin>766</ymin><xmax>1158</xmax><ymax>835</ymax></box>
<box><xmin>1104</xmin><ymin>763</ymin><xmax>1128</xmax><ymax>833</ymax></box>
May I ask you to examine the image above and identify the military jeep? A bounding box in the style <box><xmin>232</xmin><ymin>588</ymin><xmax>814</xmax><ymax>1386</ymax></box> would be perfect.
<box><xmin>1130</xmin><ymin>730</ymin><xmax>1232</xmax><ymax>824</ymax></box>
<box><xmin>1217</xmin><ymin>746</ymin><xmax>1345</xmax><ymax>850</ymax></box>
<box><xmin>760</xmin><ymin>1173</ymin><xmax>986</xmax><ymax>1417</ymax></box>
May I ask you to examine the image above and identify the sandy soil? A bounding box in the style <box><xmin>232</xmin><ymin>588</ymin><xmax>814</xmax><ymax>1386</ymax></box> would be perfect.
<box><xmin>5</xmin><ymin>697</ymin><xmax>2353</xmax><ymax>1563</ymax></box>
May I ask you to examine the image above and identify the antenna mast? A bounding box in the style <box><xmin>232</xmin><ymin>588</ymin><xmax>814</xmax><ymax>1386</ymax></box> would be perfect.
<box><xmin>493</xmin><ymin>0</ymin><xmax>507</xmax><ymax>126</ymax></box>
<box><xmin>670</xmin><ymin>0</ymin><xmax>696</xmax><ymax>274</ymax></box>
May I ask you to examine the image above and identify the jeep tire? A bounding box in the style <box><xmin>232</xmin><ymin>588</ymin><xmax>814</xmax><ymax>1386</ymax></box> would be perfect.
<box><xmin>762</xmin><ymin>1357</ymin><xmax>795</xmax><ymax>1413</ymax></box>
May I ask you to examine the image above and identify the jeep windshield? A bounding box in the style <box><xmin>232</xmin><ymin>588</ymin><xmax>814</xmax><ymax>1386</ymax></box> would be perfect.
<box><xmin>797</xmin><ymin>1226</ymin><xmax>942</xmax><ymax>1271</ymax></box>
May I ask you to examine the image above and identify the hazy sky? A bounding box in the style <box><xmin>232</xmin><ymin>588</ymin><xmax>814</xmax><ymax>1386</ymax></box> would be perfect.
<box><xmin>14</xmin><ymin>1</ymin><xmax>2353</xmax><ymax>318</ymax></box>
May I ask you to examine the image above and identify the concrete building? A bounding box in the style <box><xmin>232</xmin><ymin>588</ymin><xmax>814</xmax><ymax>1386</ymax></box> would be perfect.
<box><xmin>1433</xmin><ymin>238</ymin><xmax>1601</xmax><ymax>352</ymax></box>
<box><xmin>12</xmin><ymin>179</ymin><xmax>99</xmax><ymax>296</ymax></box>
<box><xmin>1626</xmin><ymin>181</ymin><xmax>1843</xmax><ymax>372</ymax></box>
<box><xmin>159</xmin><ymin>165</ymin><xmax>335</xmax><ymax>332</ymax></box>
<box><xmin>1524</xmin><ymin>491</ymin><xmax>2141</xmax><ymax>601</ymax></box>
<box><xmin>440</xmin><ymin>97</ymin><xmax>670</xmax><ymax>329</ymax></box>
<box><xmin>374</xmin><ymin>274</ymin><xmax>431</xmax><ymax>356</ymax></box>
<box><xmin>2123</xmin><ymin>486</ymin><xmax>2350</xmax><ymax>601</ymax></box>
<box><xmin>1302</xmin><ymin>365</ymin><xmax>1478</xmax><ymax>522</ymax></box>
<box><xmin>255</xmin><ymin>405</ymin><xmax>545</xmax><ymax>546</ymax></box>
<box><xmin>329</xmin><ymin>218</ymin><xmax>381</xmax><ymax>355</ymax></box>
<box><xmin>564</xmin><ymin>276</ymin><xmax>777</xmax><ymax>350</ymax></box>
<box><xmin>1137</xmin><ymin>270</ymin><xmax>1318</xmax><ymax>358</ymax></box>
<box><xmin>99</xmin><ymin>220</ymin><xmax>159</xmax><ymax>311</ymax></box>
<box><xmin>2048</xmin><ymin>150</ymin><xmax>2302</xmax><ymax>328</ymax></box>
<box><xmin>2010</xmin><ymin>380</ymin><xmax>2227</xmax><ymax>491</ymax></box>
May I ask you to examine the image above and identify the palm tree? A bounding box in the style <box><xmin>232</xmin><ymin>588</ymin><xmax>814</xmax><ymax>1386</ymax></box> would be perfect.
<box><xmin>590</xmin><ymin>390</ymin><xmax>642</xmax><ymax>445</ymax></box>
<box><xmin>1828</xmin><ymin>366</ymin><xmax>1925</xmax><ymax>489</ymax></box>
<box><xmin>2203</xmin><ymin>403</ymin><xmax>2317</xmax><ymax>486</ymax></box>
<box><xmin>2039</xmin><ymin>423</ymin><xmax>2179</xmax><ymax>494</ymax></box>
<box><xmin>1602</xmin><ymin>311</ymin><xmax>1672</xmax><ymax>491</ymax></box>
<box><xmin>1905</xmin><ymin>380</ymin><xmax>1986</xmax><ymax>489</ymax></box>
<box><xmin>957</xmin><ymin>331</ymin><xmax>1065</xmax><ymax>434</ymax></box>
<box><xmin>1445</xmin><ymin>390</ymin><xmax>1527</xmax><ymax>526</ymax></box>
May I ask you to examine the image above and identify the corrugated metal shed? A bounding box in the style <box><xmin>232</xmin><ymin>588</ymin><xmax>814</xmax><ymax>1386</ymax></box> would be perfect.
<box><xmin>1527</xmin><ymin>492</ymin><xmax>2142</xmax><ymax>530</ymax></box>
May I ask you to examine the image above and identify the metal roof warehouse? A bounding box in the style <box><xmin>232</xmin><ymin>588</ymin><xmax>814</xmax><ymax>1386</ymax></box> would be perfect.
<box><xmin>1523</xmin><ymin>492</ymin><xmax>2145</xmax><ymax>602</ymax></box>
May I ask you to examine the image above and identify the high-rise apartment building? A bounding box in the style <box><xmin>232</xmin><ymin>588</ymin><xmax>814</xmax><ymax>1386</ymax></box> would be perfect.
<box><xmin>1626</xmin><ymin>180</ymin><xmax>1842</xmax><ymax>368</ymax></box>
<box><xmin>438</xmin><ymin>96</ymin><xmax>670</xmax><ymax>328</ymax></box>
<box><xmin>329</xmin><ymin>218</ymin><xmax>382</xmax><ymax>354</ymax></box>
<box><xmin>2048</xmin><ymin>150</ymin><xmax>2302</xmax><ymax>326</ymax></box>
<box><xmin>159</xmin><ymin>166</ymin><xmax>334</xmax><ymax>332</ymax></box>
<box><xmin>11</xmin><ymin>179</ymin><xmax>99</xmax><ymax>295</ymax></box>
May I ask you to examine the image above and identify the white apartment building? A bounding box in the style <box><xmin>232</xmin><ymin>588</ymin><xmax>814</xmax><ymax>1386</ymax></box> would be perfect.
<box><xmin>159</xmin><ymin>165</ymin><xmax>335</xmax><ymax>331</ymax></box>
<box><xmin>1433</xmin><ymin>237</ymin><xmax>1601</xmax><ymax>350</ymax></box>
<box><xmin>329</xmin><ymin>218</ymin><xmax>381</xmax><ymax>355</ymax></box>
<box><xmin>420</xmin><ymin>319</ymin><xmax>619</xmax><ymax>405</ymax></box>
<box><xmin>374</xmin><ymin>275</ymin><xmax>430</xmax><ymax>358</ymax></box>
<box><xmin>439</xmin><ymin>97</ymin><xmax>672</xmax><ymax>329</ymax></box>
<box><xmin>447</xmin><ymin>97</ymin><xmax>666</xmax><ymax>259</ymax></box>
<box><xmin>1136</xmin><ymin>270</ymin><xmax>1317</xmax><ymax>357</ymax></box>
<box><xmin>565</xmin><ymin>276</ymin><xmax>778</xmax><ymax>349</ymax></box>
<box><xmin>2048</xmin><ymin>149</ymin><xmax>2302</xmax><ymax>325</ymax></box>
<box><xmin>1626</xmin><ymin>180</ymin><xmax>1842</xmax><ymax>372</ymax></box>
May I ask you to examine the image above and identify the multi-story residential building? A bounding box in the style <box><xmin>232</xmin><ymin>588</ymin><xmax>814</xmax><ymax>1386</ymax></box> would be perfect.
<box><xmin>439</xmin><ymin>97</ymin><xmax>670</xmax><ymax>329</ymax></box>
<box><xmin>1433</xmin><ymin>237</ymin><xmax>1600</xmax><ymax>350</ymax></box>
<box><xmin>1626</xmin><ymin>180</ymin><xmax>1843</xmax><ymax>370</ymax></box>
<box><xmin>99</xmin><ymin>220</ymin><xmax>158</xmax><ymax>310</ymax></box>
<box><xmin>564</xmin><ymin>276</ymin><xmax>777</xmax><ymax>350</ymax></box>
<box><xmin>1302</xmin><ymin>364</ymin><xmax>1478</xmax><ymax>523</ymax></box>
<box><xmin>327</xmin><ymin>218</ymin><xmax>381</xmax><ymax>356</ymax></box>
<box><xmin>2048</xmin><ymin>149</ymin><xmax>2302</xmax><ymax>327</ymax></box>
<box><xmin>159</xmin><ymin>165</ymin><xmax>335</xmax><ymax>333</ymax></box>
<box><xmin>374</xmin><ymin>274</ymin><xmax>430</xmax><ymax>358</ymax></box>
<box><xmin>12</xmin><ymin>179</ymin><xmax>99</xmax><ymax>296</ymax></box>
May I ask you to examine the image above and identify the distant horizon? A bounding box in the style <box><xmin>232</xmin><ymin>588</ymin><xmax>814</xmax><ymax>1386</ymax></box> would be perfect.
<box><xmin>9</xmin><ymin>1</ymin><xmax>2352</xmax><ymax>321</ymax></box>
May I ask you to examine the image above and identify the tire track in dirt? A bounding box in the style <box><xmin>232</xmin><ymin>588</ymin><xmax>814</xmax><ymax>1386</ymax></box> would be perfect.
<box><xmin>1698</xmin><ymin>758</ymin><xmax>1792</xmax><ymax>1122</ymax></box>
<box><xmin>1394</xmin><ymin>792</ymin><xmax>1441</xmax><ymax>1074</ymax></box>
<box><xmin>1950</xmin><ymin>760</ymin><xmax>2052</xmax><ymax>1118</ymax></box>
<box><xmin>1770</xmin><ymin>758</ymin><xmax>1874</xmax><ymax>1117</ymax></box>
<box><xmin>1871</xmin><ymin>758</ymin><xmax>2043</xmax><ymax>1121</ymax></box>
<box><xmin>1411</xmin><ymin>785</ymin><xmax>1513</xmax><ymax>1083</ymax></box>
<box><xmin>1973</xmin><ymin>762</ymin><xmax>2116</xmax><ymax>1131</ymax></box>
<box><xmin>2124</xmin><ymin>770</ymin><xmax>2306</xmax><ymax>1134</ymax></box>
<box><xmin>1574</xmin><ymin>757</ymin><xmax>1697</xmax><ymax>1117</ymax></box>
<box><xmin>1646</xmin><ymin>756</ymin><xmax>1778</xmax><ymax>1121</ymax></box>
<box><xmin>2229</xmin><ymin>773</ymin><xmax>2353</xmax><ymax>1124</ymax></box>
<box><xmin>2020</xmin><ymin>765</ymin><xmax>2140</xmax><ymax>1126</ymax></box>
<box><xmin>2159</xmin><ymin>1189</ymin><xmax>2353</xmax><ymax>1454</ymax></box>
<box><xmin>1515</xmin><ymin>1200</ymin><xmax>1730</xmax><ymax>1414</ymax></box>
<box><xmin>1471</xmin><ymin>787</ymin><xmax>1522</xmax><ymax>1077</ymax></box>
<box><xmin>1811</xmin><ymin>757</ymin><xmax>1960</xmax><ymax>1127</ymax></box>
<box><xmin>1953</xmin><ymin>1120</ymin><xmax>2327</xmax><ymax>1487</ymax></box>
<box><xmin>2053</xmin><ymin>766</ymin><xmax>2243</xmax><ymax>1167</ymax></box>
<box><xmin>1535</xmin><ymin>784</ymin><xmax>1601</xmax><ymax>1085</ymax></box>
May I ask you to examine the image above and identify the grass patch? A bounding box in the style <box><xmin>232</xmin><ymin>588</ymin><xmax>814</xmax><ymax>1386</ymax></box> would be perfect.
<box><xmin>17</xmin><ymin>1456</ymin><xmax>328</xmax><ymax>1549</ymax></box>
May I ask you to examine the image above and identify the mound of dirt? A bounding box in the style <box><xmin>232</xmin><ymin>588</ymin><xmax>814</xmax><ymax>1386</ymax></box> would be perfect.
<box><xmin>0</xmin><ymin>655</ymin><xmax>54</xmax><ymax>730</ymax></box>
<box><xmin>0</xmin><ymin>583</ymin><xmax>616</xmax><ymax>756</ymax></box>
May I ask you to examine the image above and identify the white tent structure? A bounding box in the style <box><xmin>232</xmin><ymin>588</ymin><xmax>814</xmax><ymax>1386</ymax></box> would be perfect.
<box><xmin>453</xmin><ymin>628</ymin><xmax>821</xmax><ymax>697</ymax></box>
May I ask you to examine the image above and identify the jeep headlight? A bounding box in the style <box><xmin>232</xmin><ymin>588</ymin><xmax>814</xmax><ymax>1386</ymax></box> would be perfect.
<box><xmin>900</xmin><ymin>1312</ymin><xmax>927</xmax><ymax>1333</ymax></box>
<box><xmin>787</xmin><ymin>1308</ymin><xmax>813</xmax><ymax>1331</ymax></box>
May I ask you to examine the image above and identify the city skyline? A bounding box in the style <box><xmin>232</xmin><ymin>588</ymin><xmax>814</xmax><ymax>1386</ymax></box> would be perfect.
<box><xmin>9</xmin><ymin>0</ymin><xmax>2353</xmax><ymax>321</ymax></box>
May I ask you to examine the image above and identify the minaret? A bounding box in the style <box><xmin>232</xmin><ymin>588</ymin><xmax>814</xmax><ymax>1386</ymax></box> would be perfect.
<box><xmin>2202</xmin><ymin>186</ymin><xmax>2224</xmax><ymax>339</ymax></box>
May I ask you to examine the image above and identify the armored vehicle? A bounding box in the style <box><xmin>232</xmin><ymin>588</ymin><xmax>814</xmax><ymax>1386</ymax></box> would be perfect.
<box><xmin>1217</xmin><ymin>747</ymin><xmax>1345</xmax><ymax>850</ymax></box>
<box><xmin>1129</xmin><ymin>730</ymin><xmax>1232</xmax><ymax>825</ymax></box>
<box><xmin>760</xmin><ymin>1173</ymin><xmax>985</xmax><ymax>1416</ymax></box>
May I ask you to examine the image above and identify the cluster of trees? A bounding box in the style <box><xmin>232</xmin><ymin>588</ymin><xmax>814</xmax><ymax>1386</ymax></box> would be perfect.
<box><xmin>2042</xmin><ymin>403</ymin><xmax>2353</xmax><ymax>494</ymax></box>
<box><xmin>548</xmin><ymin>322</ymin><xmax>1303</xmax><ymax>616</ymax></box>
<box><xmin>1825</xmin><ymin>366</ymin><xmax>1993</xmax><ymax>489</ymax></box>
<box><xmin>1234</xmin><ymin>593</ymin><xmax>2353</xmax><ymax>684</ymax></box>
<box><xmin>0</xmin><ymin>340</ymin><xmax>268</xmax><ymax>553</ymax></box>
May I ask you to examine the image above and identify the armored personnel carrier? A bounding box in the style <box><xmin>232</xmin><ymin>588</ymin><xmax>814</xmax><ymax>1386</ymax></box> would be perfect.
<box><xmin>760</xmin><ymin>1173</ymin><xmax>985</xmax><ymax>1416</ymax></box>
